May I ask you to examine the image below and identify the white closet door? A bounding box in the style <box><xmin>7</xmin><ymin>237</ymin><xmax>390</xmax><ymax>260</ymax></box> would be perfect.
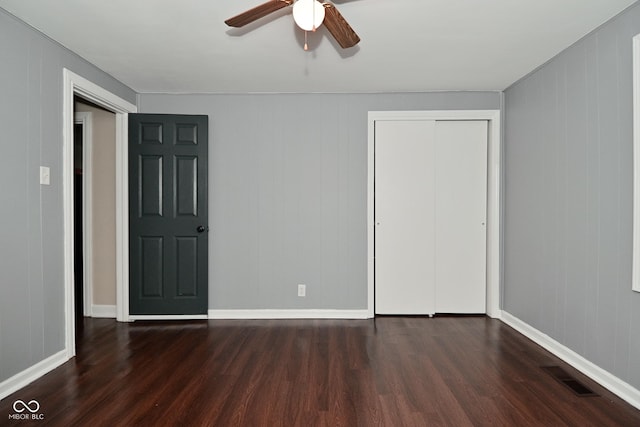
<box><xmin>374</xmin><ymin>120</ymin><xmax>436</xmax><ymax>314</ymax></box>
<box><xmin>434</xmin><ymin>120</ymin><xmax>488</xmax><ymax>313</ymax></box>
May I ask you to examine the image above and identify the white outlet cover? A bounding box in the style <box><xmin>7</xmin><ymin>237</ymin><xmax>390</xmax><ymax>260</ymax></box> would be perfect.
<box><xmin>40</xmin><ymin>166</ymin><xmax>50</xmax><ymax>185</ymax></box>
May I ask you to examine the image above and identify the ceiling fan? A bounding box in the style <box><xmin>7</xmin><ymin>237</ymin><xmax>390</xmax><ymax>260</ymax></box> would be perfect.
<box><xmin>225</xmin><ymin>0</ymin><xmax>360</xmax><ymax>50</ymax></box>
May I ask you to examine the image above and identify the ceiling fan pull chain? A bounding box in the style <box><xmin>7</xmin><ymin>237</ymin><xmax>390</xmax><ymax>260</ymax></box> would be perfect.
<box><xmin>304</xmin><ymin>30</ymin><xmax>309</xmax><ymax>51</ymax></box>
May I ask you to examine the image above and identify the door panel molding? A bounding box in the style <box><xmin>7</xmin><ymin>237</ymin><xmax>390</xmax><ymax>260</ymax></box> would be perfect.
<box><xmin>367</xmin><ymin>110</ymin><xmax>501</xmax><ymax>318</ymax></box>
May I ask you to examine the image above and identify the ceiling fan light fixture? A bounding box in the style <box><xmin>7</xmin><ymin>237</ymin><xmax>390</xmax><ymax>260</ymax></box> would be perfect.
<box><xmin>224</xmin><ymin>0</ymin><xmax>360</xmax><ymax>50</ymax></box>
<box><xmin>292</xmin><ymin>0</ymin><xmax>325</xmax><ymax>31</ymax></box>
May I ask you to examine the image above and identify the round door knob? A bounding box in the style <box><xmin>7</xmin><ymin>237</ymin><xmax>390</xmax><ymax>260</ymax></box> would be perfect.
<box><xmin>197</xmin><ymin>226</ymin><xmax>206</xmax><ymax>233</ymax></box>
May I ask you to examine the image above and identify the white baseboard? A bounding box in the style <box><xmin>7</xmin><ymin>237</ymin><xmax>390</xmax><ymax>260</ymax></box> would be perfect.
<box><xmin>128</xmin><ymin>314</ymin><xmax>208</xmax><ymax>321</ymax></box>
<box><xmin>208</xmin><ymin>309</ymin><xmax>372</xmax><ymax>319</ymax></box>
<box><xmin>487</xmin><ymin>307</ymin><xmax>502</xmax><ymax>319</ymax></box>
<box><xmin>0</xmin><ymin>350</ymin><xmax>68</xmax><ymax>401</ymax></box>
<box><xmin>501</xmin><ymin>311</ymin><xmax>640</xmax><ymax>410</ymax></box>
<box><xmin>91</xmin><ymin>304</ymin><xmax>116</xmax><ymax>318</ymax></box>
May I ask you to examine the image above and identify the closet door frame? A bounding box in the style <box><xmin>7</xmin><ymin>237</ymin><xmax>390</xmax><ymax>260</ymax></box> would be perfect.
<box><xmin>367</xmin><ymin>110</ymin><xmax>501</xmax><ymax>318</ymax></box>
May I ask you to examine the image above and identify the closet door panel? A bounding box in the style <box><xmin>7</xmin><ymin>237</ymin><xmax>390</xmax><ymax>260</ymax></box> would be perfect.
<box><xmin>434</xmin><ymin>120</ymin><xmax>488</xmax><ymax>313</ymax></box>
<box><xmin>374</xmin><ymin>120</ymin><xmax>436</xmax><ymax>315</ymax></box>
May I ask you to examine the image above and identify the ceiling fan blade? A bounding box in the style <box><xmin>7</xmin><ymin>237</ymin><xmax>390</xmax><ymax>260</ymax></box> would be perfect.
<box><xmin>322</xmin><ymin>3</ymin><xmax>360</xmax><ymax>49</ymax></box>
<box><xmin>225</xmin><ymin>0</ymin><xmax>293</xmax><ymax>28</ymax></box>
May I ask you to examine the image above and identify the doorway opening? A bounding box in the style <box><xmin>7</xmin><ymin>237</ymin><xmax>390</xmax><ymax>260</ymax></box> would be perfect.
<box><xmin>63</xmin><ymin>69</ymin><xmax>137</xmax><ymax>360</ymax></box>
<box><xmin>73</xmin><ymin>116</ymin><xmax>85</xmax><ymax>338</ymax></box>
<box><xmin>73</xmin><ymin>97</ymin><xmax>118</xmax><ymax>345</ymax></box>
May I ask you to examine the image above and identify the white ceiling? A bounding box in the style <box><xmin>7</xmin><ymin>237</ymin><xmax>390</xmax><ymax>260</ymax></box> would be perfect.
<box><xmin>0</xmin><ymin>0</ymin><xmax>636</xmax><ymax>93</ymax></box>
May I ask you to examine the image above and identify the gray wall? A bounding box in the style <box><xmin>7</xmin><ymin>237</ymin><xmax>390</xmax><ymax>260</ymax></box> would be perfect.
<box><xmin>139</xmin><ymin>92</ymin><xmax>501</xmax><ymax>310</ymax></box>
<box><xmin>504</xmin><ymin>3</ymin><xmax>640</xmax><ymax>389</ymax></box>
<box><xmin>0</xmin><ymin>8</ymin><xmax>135</xmax><ymax>383</ymax></box>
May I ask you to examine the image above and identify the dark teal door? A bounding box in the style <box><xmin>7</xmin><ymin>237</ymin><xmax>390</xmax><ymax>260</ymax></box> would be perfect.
<box><xmin>129</xmin><ymin>114</ymin><xmax>208</xmax><ymax>315</ymax></box>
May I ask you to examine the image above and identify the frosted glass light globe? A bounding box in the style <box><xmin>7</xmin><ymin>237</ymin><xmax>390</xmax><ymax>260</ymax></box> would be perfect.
<box><xmin>292</xmin><ymin>0</ymin><xmax>325</xmax><ymax>31</ymax></box>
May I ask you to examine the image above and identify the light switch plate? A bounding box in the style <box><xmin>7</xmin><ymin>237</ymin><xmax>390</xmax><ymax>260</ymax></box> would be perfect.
<box><xmin>40</xmin><ymin>166</ymin><xmax>50</xmax><ymax>185</ymax></box>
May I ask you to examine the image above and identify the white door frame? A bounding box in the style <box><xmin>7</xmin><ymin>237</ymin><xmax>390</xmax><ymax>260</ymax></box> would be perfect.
<box><xmin>367</xmin><ymin>110</ymin><xmax>501</xmax><ymax>318</ymax></box>
<box><xmin>63</xmin><ymin>69</ymin><xmax>137</xmax><ymax>359</ymax></box>
<box><xmin>74</xmin><ymin>111</ymin><xmax>94</xmax><ymax>317</ymax></box>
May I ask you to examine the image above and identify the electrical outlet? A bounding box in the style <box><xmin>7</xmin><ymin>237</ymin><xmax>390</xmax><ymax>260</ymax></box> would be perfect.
<box><xmin>40</xmin><ymin>166</ymin><xmax>50</xmax><ymax>185</ymax></box>
<box><xmin>297</xmin><ymin>284</ymin><xmax>306</xmax><ymax>297</ymax></box>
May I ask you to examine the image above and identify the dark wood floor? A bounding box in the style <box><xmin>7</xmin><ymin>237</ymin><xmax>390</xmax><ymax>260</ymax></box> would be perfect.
<box><xmin>2</xmin><ymin>316</ymin><xmax>640</xmax><ymax>426</ymax></box>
